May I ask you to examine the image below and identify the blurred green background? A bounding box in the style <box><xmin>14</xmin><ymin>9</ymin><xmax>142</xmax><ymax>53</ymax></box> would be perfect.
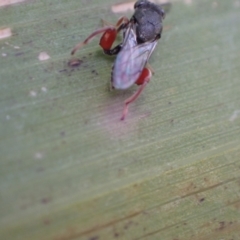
<box><xmin>0</xmin><ymin>0</ymin><xmax>240</xmax><ymax>239</ymax></box>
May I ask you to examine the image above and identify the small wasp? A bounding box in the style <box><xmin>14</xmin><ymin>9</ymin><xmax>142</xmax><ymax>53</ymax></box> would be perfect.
<box><xmin>71</xmin><ymin>0</ymin><xmax>165</xmax><ymax>120</ymax></box>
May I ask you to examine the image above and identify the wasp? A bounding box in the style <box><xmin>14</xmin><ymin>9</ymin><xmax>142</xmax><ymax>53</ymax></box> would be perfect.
<box><xmin>71</xmin><ymin>0</ymin><xmax>165</xmax><ymax>120</ymax></box>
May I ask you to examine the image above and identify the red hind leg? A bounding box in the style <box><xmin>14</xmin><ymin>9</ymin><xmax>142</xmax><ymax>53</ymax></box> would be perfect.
<box><xmin>121</xmin><ymin>67</ymin><xmax>152</xmax><ymax>120</ymax></box>
<box><xmin>99</xmin><ymin>16</ymin><xmax>129</xmax><ymax>52</ymax></box>
<box><xmin>71</xmin><ymin>26</ymin><xmax>115</xmax><ymax>55</ymax></box>
<box><xmin>71</xmin><ymin>17</ymin><xmax>129</xmax><ymax>55</ymax></box>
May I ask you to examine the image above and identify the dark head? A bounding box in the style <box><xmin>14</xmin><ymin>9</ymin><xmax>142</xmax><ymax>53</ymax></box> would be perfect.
<box><xmin>133</xmin><ymin>0</ymin><xmax>165</xmax><ymax>43</ymax></box>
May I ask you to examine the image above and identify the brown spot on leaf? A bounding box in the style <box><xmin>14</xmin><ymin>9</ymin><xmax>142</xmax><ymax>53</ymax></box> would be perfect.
<box><xmin>59</xmin><ymin>69</ymin><xmax>67</xmax><ymax>73</ymax></box>
<box><xmin>89</xmin><ymin>237</ymin><xmax>99</xmax><ymax>240</ymax></box>
<box><xmin>43</xmin><ymin>219</ymin><xmax>51</xmax><ymax>225</ymax></box>
<box><xmin>68</xmin><ymin>58</ymin><xmax>83</xmax><ymax>67</ymax></box>
<box><xmin>114</xmin><ymin>232</ymin><xmax>119</xmax><ymax>238</ymax></box>
<box><xmin>233</xmin><ymin>200</ymin><xmax>240</xmax><ymax>209</ymax></box>
<box><xmin>54</xmin><ymin>211</ymin><xmax>142</xmax><ymax>240</ymax></box>
<box><xmin>217</xmin><ymin>221</ymin><xmax>225</xmax><ymax>231</ymax></box>
<box><xmin>41</xmin><ymin>197</ymin><xmax>51</xmax><ymax>204</ymax></box>
<box><xmin>15</xmin><ymin>52</ymin><xmax>25</xmax><ymax>56</ymax></box>
<box><xmin>91</xmin><ymin>70</ymin><xmax>99</xmax><ymax>75</ymax></box>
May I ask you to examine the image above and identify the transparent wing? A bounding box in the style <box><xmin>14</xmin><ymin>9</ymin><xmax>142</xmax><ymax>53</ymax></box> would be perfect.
<box><xmin>112</xmin><ymin>27</ymin><xmax>157</xmax><ymax>90</ymax></box>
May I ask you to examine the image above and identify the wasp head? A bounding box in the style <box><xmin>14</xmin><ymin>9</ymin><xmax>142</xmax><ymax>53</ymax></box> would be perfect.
<box><xmin>133</xmin><ymin>0</ymin><xmax>165</xmax><ymax>44</ymax></box>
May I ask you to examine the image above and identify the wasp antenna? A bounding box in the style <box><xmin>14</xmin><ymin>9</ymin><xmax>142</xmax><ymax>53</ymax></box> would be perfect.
<box><xmin>101</xmin><ymin>19</ymin><xmax>113</xmax><ymax>27</ymax></box>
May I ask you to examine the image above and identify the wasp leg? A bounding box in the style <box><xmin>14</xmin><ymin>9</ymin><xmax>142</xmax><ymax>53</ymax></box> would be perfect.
<box><xmin>101</xmin><ymin>16</ymin><xmax>129</xmax><ymax>28</ymax></box>
<box><xmin>101</xmin><ymin>19</ymin><xmax>113</xmax><ymax>27</ymax></box>
<box><xmin>71</xmin><ymin>17</ymin><xmax>129</xmax><ymax>56</ymax></box>
<box><xmin>121</xmin><ymin>67</ymin><xmax>152</xmax><ymax>120</ymax></box>
<box><xmin>100</xmin><ymin>17</ymin><xmax>129</xmax><ymax>55</ymax></box>
<box><xmin>71</xmin><ymin>26</ymin><xmax>116</xmax><ymax>55</ymax></box>
<box><xmin>103</xmin><ymin>44</ymin><xmax>123</xmax><ymax>55</ymax></box>
<box><xmin>116</xmin><ymin>16</ymin><xmax>129</xmax><ymax>30</ymax></box>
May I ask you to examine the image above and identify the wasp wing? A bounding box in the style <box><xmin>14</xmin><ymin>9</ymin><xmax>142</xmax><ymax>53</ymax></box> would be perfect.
<box><xmin>112</xmin><ymin>27</ymin><xmax>157</xmax><ymax>90</ymax></box>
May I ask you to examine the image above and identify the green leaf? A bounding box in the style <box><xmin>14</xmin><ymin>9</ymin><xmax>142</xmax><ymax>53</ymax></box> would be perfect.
<box><xmin>0</xmin><ymin>0</ymin><xmax>240</xmax><ymax>239</ymax></box>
